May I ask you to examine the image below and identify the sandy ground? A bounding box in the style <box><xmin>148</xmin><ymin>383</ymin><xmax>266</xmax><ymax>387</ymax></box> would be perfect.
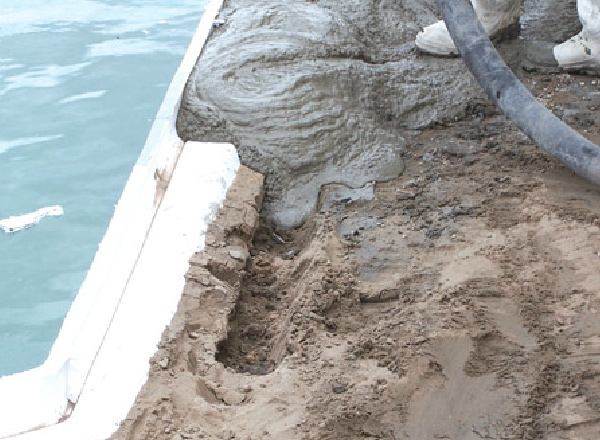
<box><xmin>110</xmin><ymin>70</ymin><xmax>600</xmax><ymax>439</ymax></box>
<box><xmin>109</xmin><ymin>1</ymin><xmax>600</xmax><ymax>438</ymax></box>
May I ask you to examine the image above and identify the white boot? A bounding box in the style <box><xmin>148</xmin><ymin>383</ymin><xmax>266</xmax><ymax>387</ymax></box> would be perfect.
<box><xmin>553</xmin><ymin>0</ymin><xmax>600</xmax><ymax>72</ymax></box>
<box><xmin>415</xmin><ymin>0</ymin><xmax>521</xmax><ymax>56</ymax></box>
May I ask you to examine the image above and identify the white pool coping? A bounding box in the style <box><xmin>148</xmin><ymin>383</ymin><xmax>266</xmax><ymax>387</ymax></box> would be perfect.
<box><xmin>0</xmin><ymin>0</ymin><xmax>231</xmax><ymax>438</ymax></box>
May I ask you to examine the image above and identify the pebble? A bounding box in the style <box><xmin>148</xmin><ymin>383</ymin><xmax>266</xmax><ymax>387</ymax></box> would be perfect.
<box><xmin>464</xmin><ymin>156</ymin><xmax>478</xmax><ymax>166</ymax></box>
<box><xmin>228</xmin><ymin>249</ymin><xmax>246</xmax><ymax>261</ymax></box>
<box><xmin>396</xmin><ymin>190</ymin><xmax>416</xmax><ymax>200</ymax></box>
<box><xmin>332</xmin><ymin>383</ymin><xmax>348</xmax><ymax>394</ymax></box>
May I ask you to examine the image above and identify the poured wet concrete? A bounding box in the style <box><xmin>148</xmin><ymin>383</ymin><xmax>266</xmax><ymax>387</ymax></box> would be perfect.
<box><xmin>176</xmin><ymin>0</ymin><xmax>501</xmax><ymax>228</ymax></box>
<box><xmin>521</xmin><ymin>0</ymin><xmax>580</xmax><ymax>43</ymax></box>
<box><xmin>177</xmin><ymin>0</ymin><xmax>585</xmax><ymax>229</ymax></box>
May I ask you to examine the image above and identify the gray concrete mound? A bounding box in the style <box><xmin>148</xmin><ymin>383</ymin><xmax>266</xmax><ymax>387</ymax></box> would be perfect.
<box><xmin>177</xmin><ymin>0</ymin><xmax>507</xmax><ymax>228</ymax></box>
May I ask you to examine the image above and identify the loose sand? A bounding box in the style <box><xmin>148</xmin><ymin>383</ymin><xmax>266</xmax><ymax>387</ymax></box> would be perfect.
<box><xmin>113</xmin><ymin>74</ymin><xmax>600</xmax><ymax>438</ymax></box>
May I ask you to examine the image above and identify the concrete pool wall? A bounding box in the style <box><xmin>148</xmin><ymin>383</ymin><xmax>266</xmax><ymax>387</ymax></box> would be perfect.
<box><xmin>0</xmin><ymin>0</ymin><xmax>232</xmax><ymax>438</ymax></box>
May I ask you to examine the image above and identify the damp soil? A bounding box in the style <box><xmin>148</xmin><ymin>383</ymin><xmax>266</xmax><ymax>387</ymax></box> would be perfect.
<box><xmin>111</xmin><ymin>71</ymin><xmax>600</xmax><ymax>440</ymax></box>
<box><xmin>110</xmin><ymin>1</ymin><xmax>600</xmax><ymax>439</ymax></box>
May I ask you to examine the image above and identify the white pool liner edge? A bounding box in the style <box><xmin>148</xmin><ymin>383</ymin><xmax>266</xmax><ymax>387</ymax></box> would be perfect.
<box><xmin>0</xmin><ymin>0</ymin><xmax>230</xmax><ymax>438</ymax></box>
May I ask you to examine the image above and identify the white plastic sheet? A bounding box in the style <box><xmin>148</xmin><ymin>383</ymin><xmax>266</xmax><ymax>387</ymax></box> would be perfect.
<box><xmin>0</xmin><ymin>206</ymin><xmax>64</xmax><ymax>233</ymax></box>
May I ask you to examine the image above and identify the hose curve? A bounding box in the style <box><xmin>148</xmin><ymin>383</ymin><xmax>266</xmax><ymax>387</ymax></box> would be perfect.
<box><xmin>437</xmin><ymin>0</ymin><xmax>600</xmax><ymax>186</ymax></box>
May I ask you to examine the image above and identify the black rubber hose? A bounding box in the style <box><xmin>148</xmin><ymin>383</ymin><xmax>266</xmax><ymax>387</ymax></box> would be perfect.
<box><xmin>436</xmin><ymin>0</ymin><xmax>600</xmax><ymax>186</ymax></box>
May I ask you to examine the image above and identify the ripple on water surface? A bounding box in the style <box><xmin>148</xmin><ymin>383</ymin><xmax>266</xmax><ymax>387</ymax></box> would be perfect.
<box><xmin>0</xmin><ymin>0</ymin><xmax>207</xmax><ymax>376</ymax></box>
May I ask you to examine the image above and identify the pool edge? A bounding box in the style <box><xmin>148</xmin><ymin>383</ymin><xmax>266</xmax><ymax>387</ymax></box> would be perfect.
<box><xmin>0</xmin><ymin>1</ymin><xmax>230</xmax><ymax>438</ymax></box>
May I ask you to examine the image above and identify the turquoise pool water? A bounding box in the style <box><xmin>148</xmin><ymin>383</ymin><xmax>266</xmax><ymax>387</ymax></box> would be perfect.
<box><xmin>0</xmin><ymin>0</ymin><xmax>207</xmax><ymax>376</ymax></box>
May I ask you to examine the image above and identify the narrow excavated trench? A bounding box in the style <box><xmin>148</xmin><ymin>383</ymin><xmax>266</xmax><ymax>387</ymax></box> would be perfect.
<box><xmin>215</xmin><ymin>224</ymin><xmax>297</xmax><ymax>375</ymax></box>
<box><xmin>216</xmin><ymin>216</ymin><xmax>357</xmax><ymax>376</ymax></box>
